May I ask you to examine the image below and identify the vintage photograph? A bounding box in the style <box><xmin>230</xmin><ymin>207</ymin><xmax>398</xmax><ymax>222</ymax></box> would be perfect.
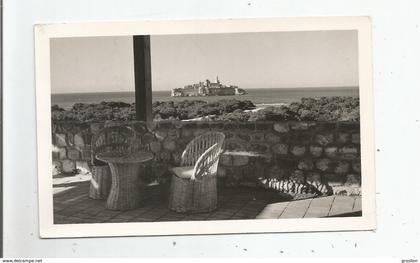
<box><xmin>36</xmin><ymin>18</ymin><xmax>375</xmax><ymax>237</ymax></box>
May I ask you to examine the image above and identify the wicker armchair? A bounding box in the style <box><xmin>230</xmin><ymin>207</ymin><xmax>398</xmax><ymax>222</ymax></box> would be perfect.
<box><xmin>168</xmin><ymin>132</ymin><xmax>225</xmax><ymax>213</ymax></box>
<box><xmin>89</xmin><ymin>125</ymin><xmax>137</xmax><ymax>199</ymax></box>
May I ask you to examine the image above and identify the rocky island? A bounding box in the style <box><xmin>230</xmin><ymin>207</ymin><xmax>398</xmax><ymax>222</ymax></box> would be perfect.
<box><xmin>171</xmin><ymin>77</ymin><xmax>247</xmax><ymax>97</ymax></box>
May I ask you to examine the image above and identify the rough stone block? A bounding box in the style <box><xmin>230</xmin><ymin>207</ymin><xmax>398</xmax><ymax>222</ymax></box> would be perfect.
<box><xmin>172</xmin><ymin>151</ymin><xmax>182</xmax><ymax>165</ymax></box>
<box><xmin>291</xmin><ymin>145</ymin><xmax>306</xmax><ymax>156</ymax></box>
<box><xmin>309</xmin><ymin>145</ymin><xmax>323</xmax><ymax>157</ymax></box>
<box><xmin>236</xmin><ymin>133</ymin><xmax>251</xmax><ymax>141</ymax></box>
<box><xmin>290</xmin><ymin>170</ymin><xmax>305</xmax><ymax>183</ymax></box>
<box><xmin>316</xmin><ymin>158</ymin><xmax>332</xmax><ymax>171</ymax></box>
<box><xmin>290</xmin><ymin>122</ymin><xmax>309</xmax><ymax>130</ymax></box>
<box><xmin>248</xmin><ymin>143</ymin><xmax>269</xmax><ymax>153</ymax></box>
<box><xmin>52</xmin><ymin>161</ymin><xmax>63</xmax><ymax>176</ymax></box>
<box><xmin>224</xmin><ymin>139</ymin><xmax>247</xmax><ymax>151</ymax></box>
<box><xmin>339</xmin><ymin>146</ymin><xmax>358</xmax><ymax>159</ymax></box>
<box><xmin>352</xmin><ymin>133</ymin><xmax>360</xmax><ymax>144</ymax></box>
<box><xmin>272</xmin><ymin>143</ymin><xmax>289</xmax><ymax>155</ymax></box>
<box><xmin>55</xmin><ymin>133</ymin><xmax>67</xmax><ymax>147</ymax></box>
<box><xmin>338</xmin><ymin>122</ymin><xmax>360</xmax><ymax>132</ymax></box>
<box><xmin>53</xmin><ymin>146</ymin><xmax>67</xmax><ymax>160</ymax></box>
<box><xmin>335</xmin><ymin>161</ymin><xmax>350</xmax><ymax>174</ymax></box>
<box><xmin>238</xmin><ymin>122</ymin><xmax>255</xmax><ymax>130</ymax></box>
<box><xmin>181</xmin><ymin>128</ymin><xmax>193</xmax><ymax>138</ymax></box>
<box><xmin>232</xmin><ymin>156</ymin><xmax>249</xmax><ymax>166</ymax></box>
<box><xmin>250</xmin><ymin>132</ymin><xmax>265</xmax><ymax>142</ymax></box>
<box><xmin>193</xmin><ymin>129</ymin><xmax>207</xmax><ymax>137</ymax></box>
<box><xmin>167</xmin><ymin>129</ymin><xmax>180</xmax><ymax>140</ymax></box>
<box><xmin>90</xmin><ymin>123</ymin><xmax>104</xmax><ymax>134</ymax></box>
<box><xmin>221</xmin><ymin>155</ymin><xmax>233</xmax><ymax>166</ymax></box>
<box><xmin>160</xmin><ymin>151</ymin><xmax>171</xmax><ymax>162</ymax></box>
<box><xmin>273</xmin><ymin>123</ymin><xmax>289</xmax><ymax>133</ymax></box>
<box><xmin>289</xmin><ymin>132</ymin><xmax>312</xmax><ymax>145</ymax></box>
<box><xmin>324</xmin><ymin>147</ymin><xmax>338</xmax><ymax>158</ymax></box>
<box><xmin>217</xmin><ymin>166</ymin><xmax>227</xmax><ymax>178</ymax></box>
<box><xmin>265</xmin><ymin>132</ymin><xmax>281</xmax><ymax>143</ymax></box>
<box><xmin>255</xmin><ymin>122</ymin><xmax>272</xmax><ymax>130</ymax></box>
<box><xmin>67</xmin><ymin>133</ymin><xmax>74</xmax><ymax>146</ymax></box>
<box><xmin>297</xmin><ymin>159</ymin><xmax>314</xmax><ymax>171</ymax></box>
<box><xmin>150</xmin><ymin>141</ymin><xmax>162</xmax><ymax>153</ymax></box>
<box><xmin>314</xmin><ymin>133</ymin><xmax>334</xmax><ymax>146</ymax></box>
<box><xmin>155</xmin><ymin>130</ymin><xmax>167</xmax><ymax>141</ymax></box>
<box><xmin>268</xmin><ymin>165</ymin><xmax>285</xmax><ymax>179</ymax></box>
<box><xmin>157</xmin><ymin>121</ymin><xmax>174</xmax><ymax>129</ymax></box>
<box><xmin>345</xmin><ymin>174</ymin><xmax>361</xmax><ymax>186</ymax></box>
<box><xmin>323</xmin><ymin>173</ymin><xmax>345</xmax><ymax>185</ymax></box>
<box><xmin>163</xmin><ymin>139</ymin><xmax>177</xmax><ymax>152</ymax></box>
<box><xmin>224</xmin><ymin>122</ymin><xmax>238</xmax><ymax>130</ymax></box>
<box><xmin>67</xmin><ymin>148</ymin><xmax>81</xmax><ymax>160</ymax></box>
<box><xmin>352</xmin><ymin>161</ymin><xmax>361</xmax><ymax>173</ymax></box>
<box><xmin>306</xmin><ymin>172</ymin><xmax>321</xmax><ymax>183</ymax></box>
<box><xmin>76</xmin><ymin>161</ymin><xmax>91</xmax><ymax>174</ymax></box>
<box><xmin>223</xmin><ymin>132</ymin><xmax>235</xmax><ymax>139</ymax></box>
<box><xmin>337</xmin><ymin>133</ymin><xmax>351</xmax><ymax>144</ymax></box>
<box><xmin>142</xmin><ymin>132</ymin><xmax>155</xmax><ymax>144</ymax></box>
<box><xmin>209</xmin><ymin>122</ymin><xmax>225</xmax><ymax>130</ymax></box>
<box><xmin>62</xmin><ymin>159</ymin><xmax>76</xmax><ymax>173</ymax></box>
<box><xmin>81</xmin><ymin>149</ymin><xmax>92</xmax><ymax>161</ymax></box>
<box><xmin>74</xmin><ymin>133</ymin><xmax>85</xmax><ymax>147</ymax></box>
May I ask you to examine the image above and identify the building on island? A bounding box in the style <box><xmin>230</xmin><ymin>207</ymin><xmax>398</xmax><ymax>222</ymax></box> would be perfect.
<box><xmin>171</xmin><ymin>77</ymin><xmax>247</xmax><ymax>97</ymax></box>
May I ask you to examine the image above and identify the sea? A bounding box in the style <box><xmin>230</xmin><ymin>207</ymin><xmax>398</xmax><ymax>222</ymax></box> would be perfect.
<box><xmin>51</xmin><ymin>87</ymin><xmax>359</xmax><ymax>110</ymax></box>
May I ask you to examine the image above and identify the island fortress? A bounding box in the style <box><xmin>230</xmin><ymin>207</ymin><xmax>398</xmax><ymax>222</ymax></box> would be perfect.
<box><xmin>171</xmin><ymin>76</ymin><xmax>247</xmax><ymax>97</ymax></box>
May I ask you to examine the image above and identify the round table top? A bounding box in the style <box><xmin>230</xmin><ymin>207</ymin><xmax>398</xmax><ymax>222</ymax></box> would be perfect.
<box><xmin>96</xmin><ymin>151</ymin><xmax>154</xmax><ymax>164</ymax></box>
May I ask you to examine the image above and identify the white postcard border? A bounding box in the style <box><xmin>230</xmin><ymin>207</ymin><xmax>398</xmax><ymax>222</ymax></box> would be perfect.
<box><xmin>35</xmin><ymin>16</ymin><xmax>376</xmax><ymax>238</ymax></box>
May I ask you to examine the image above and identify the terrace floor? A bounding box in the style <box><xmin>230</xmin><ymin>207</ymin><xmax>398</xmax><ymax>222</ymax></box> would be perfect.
<box><xmin>53</xmin><ymin>174</ymin><xmax>362</xmax><ymax>224</ymax></box>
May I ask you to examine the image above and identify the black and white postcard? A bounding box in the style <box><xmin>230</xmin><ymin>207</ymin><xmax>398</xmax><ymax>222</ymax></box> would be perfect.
<box><xmin>35</xmin><ymin>17</ymin><xmax>376</xmax><ymax>237</ymax></box>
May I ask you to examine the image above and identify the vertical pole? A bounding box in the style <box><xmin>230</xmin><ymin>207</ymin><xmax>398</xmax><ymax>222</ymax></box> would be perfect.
<box><xmin>133</xmin><ymin>35</ymin><xmax>152</xmax><ymax>122</ymax></box>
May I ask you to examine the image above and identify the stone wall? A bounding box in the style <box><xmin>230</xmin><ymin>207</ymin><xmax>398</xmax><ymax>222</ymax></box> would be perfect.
<box><xmin>51</xmin><ymin>120</ymin><xmax>361</xmax><ymax>195</ymax></box>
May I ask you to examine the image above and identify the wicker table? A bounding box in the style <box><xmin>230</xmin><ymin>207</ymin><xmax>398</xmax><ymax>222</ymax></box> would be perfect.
<box><xmin>96</xmin><ymin>151</ymin><xmax>154</xmax><ymax>211</ymax></box>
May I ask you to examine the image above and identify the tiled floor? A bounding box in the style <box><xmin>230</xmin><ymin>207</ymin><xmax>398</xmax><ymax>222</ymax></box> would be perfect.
<box><xmin>53</xmin><ymin>174</ymin><xmax>362</xmax><ymax>224</ymax></box>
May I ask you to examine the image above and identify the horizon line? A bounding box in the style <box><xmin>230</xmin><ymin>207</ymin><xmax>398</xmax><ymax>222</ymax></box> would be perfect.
<box><xmin>51</xmin><ymin>86</ymin><xmax>359</xmax><ymax>95</ymax></box>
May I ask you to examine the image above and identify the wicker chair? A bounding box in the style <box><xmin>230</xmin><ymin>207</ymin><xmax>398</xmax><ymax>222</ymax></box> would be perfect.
<box><xmin>89</xmin><ymin>125</ymin><xmax>137</xmax><ymax>199</ymax></box>
<box><xmin>168</xmin><ymin>132</ymin><xmax>225</xmax><ymax>213</ymax></box>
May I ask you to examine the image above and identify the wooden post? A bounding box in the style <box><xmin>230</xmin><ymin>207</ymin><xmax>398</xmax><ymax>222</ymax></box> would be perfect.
<box><xmin>133</xmin><ymin>35</ymin><xmax>152</xmax><ymax>122</ymax></box>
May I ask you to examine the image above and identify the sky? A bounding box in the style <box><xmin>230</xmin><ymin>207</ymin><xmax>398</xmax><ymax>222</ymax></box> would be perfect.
<box><xmin>50</xmin><ymin>30</ymin><xmax>358</xmax><ymax>94</ymax></box>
